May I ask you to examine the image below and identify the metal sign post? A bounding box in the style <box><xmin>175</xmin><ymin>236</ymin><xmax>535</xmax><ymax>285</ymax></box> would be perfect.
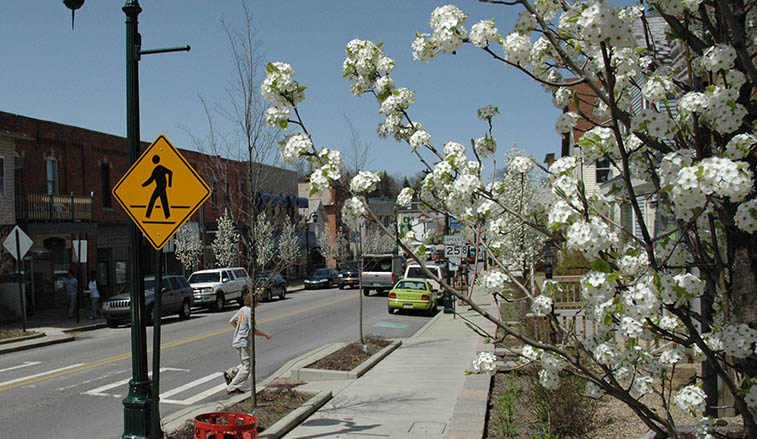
<box><xmin>4</xmin><ymin>226</ymin><xmax>33</xmax><ymax>332</ymax></box>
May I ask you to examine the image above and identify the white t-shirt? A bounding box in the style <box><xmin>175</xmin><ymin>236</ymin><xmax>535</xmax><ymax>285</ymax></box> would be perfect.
<box><xmin>88</xmin><ymin>280</ymin><xmax>99</xmax><ymax>298</ymax></box>
<box><xmin>230</xmin><ymin>307</ymin><xmax>251</xmax><ymax>348</ymax></box>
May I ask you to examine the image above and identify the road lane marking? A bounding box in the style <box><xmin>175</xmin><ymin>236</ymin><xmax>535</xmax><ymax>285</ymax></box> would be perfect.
<box><xmin>0</xmin><ymin>294</ymin><xmax>356</xmax><ymax>393</ymax></box>
<box><xmin>165</xmin><ymin>382</ymin><xmax>227</xmax><ymax>406</ymax></box>
<box><xmin>0</xmin><ymin>364</ymin><xmax>84</xmax><ymax>388</ymax></box>
<box><xmin>160</xmin><ymin>373</ymin><xmax>224</xmax><ymax>405</ymax></box>
<box><xmin>0</xmin><ymin>361</ymin><xmax>42</xmax><ymax>373</ymax></box>
<box><xmin>82</xmin><ymin>367</ymin><xmax>189</xmax><ymax>397</ymax></box>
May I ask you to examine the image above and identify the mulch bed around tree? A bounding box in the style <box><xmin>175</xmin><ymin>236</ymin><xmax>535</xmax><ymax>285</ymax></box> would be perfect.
<box><xmin>0</xmin><ymin>329</ymin><xmax>38</xmax><ymax>341</ymax></box>
<box><xmin>306</xmin><ymin>335</ymin><xmax>391</xmax><ymax>371</ymax></box>
<box><xmin>166</xmin><ymin>388</ymin><xmax>315</xmax><ymax>439</ymax></box>
<box><xmin>167</xmin><ymin>335</ymin><xmax>390</xmax><ymax>438</ymax></box>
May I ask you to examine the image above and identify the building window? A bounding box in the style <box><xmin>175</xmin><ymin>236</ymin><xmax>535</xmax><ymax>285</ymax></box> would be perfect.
<box><xmin>596</xmin><ymin>158</ymin><xmax>611</xmax><ymax>183</ymax></box>
<box><xmin>47</xmin><ymin>157</ymin><xmax>58</xmax><ymax>195</ymax></box>
<box><xmin>0</xmin><ymin>156</ymin><xmax>5</xmax><ymax>197</ymax></box>
<box><xmin>101</xmin><ymin>163</ymin><xmax>112</xmax><ymax>208</ymax></box>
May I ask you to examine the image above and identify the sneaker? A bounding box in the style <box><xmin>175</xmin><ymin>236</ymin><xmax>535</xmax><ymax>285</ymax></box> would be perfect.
<box><xmin>226</xmin><ymin>388</ymin><xmax>244</xmax><ymax>394</ymax></box>
<box><xmin>223</xmin><ymin>371</ymin><xmax>232</xmax><ymax>385</ymax></box>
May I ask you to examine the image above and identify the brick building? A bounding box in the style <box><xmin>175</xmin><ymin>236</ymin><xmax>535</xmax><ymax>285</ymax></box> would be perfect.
<box><xmin>0</xmin><ymin>111</ymin><xmax>300</xmax><ymax>314</ymax></box>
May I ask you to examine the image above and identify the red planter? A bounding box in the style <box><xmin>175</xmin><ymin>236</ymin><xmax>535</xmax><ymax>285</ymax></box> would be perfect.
<box><xmin>194</xmin><ymin>412</ymin><xmax>257</xmax><ymax>439</ymax></box>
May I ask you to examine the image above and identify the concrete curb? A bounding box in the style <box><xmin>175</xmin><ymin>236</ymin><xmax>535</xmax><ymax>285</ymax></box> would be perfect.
<box><xmin>0</xmin><ymin>334</ymin><xmax>76</xmax><ymax>355</ymax></box>
<box><xmin>63</xmin><ymin>322</ymin><xmax>106</xmax><ymax>333</ymax></box>
<box><xmin>291</xmin><ymin>340</ymin><xmax>401</xmax><ymax>381</ymax></box>
<box><xmin>0</xmin><ymin>331</ymin><xmax>45</xmax><ymax>345</ymax></box>
<box><xmin>258</xmin><ymin>390</ymin><xmax>331</xmax><ymax>439</ymax></box>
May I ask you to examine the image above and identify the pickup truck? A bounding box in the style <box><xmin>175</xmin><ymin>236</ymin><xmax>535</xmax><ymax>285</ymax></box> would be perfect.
<box><xmin>188</xmin><ymin>267</ymin><xmax>251</xmax><ymax>312</ymax></box>
<box><xmin>361</xmin><ymin>254</ymin><xmax>404</xmax><ymax>296</ymax></box>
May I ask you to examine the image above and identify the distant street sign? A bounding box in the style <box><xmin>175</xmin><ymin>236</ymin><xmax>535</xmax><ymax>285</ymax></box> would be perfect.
<box><xmin>449</xmin><ymin>218</ymin><xmax>463</xmax><ymax>231</ymax></box>
<box><xmin>113</xmin><ymin>134</ymin><xmax>211</xmax><ymax>250</ymax></box>
<box><xmin>3</xmin><ymin>225</ymin><xmax>33</xmax><ymax>261</ymax></box>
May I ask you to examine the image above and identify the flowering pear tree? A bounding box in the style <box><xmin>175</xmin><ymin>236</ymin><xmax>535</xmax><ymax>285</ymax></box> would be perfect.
<box><xmin>277</xmin><ymin>217</ymin><xmax>301</xmax><ymax>272</ymax></box>
<box><xmin>253</xmin><ymin>211</ymin><xmax>275</xmax><ymax>268</ymax></box>
<box><xmin>262</xmin><ymin>1</ymin><xmax>757</xmax><ymax>437</ymax></box>
<box><xmin>211</xmin><ymin>209</ymin><xmax>239</xmax><ymax>268</ymax></box>
<box><xmin>174</xmin><ymin>223</ymin><xmax>203</xmax><ymax>273</ymax></box>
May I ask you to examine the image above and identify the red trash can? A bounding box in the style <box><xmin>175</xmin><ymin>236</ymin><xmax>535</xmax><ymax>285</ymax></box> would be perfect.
<box><xmin>194</xmin><ymin>412</ymin><xmax>257</xmax><ymax>439</ymax></box>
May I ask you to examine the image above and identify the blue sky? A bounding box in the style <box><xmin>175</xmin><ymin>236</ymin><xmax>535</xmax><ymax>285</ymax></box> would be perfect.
<box><xmin>2</xmin><ymin>1</ymin><xmax>562</xmax><ymax>178</ymax></box>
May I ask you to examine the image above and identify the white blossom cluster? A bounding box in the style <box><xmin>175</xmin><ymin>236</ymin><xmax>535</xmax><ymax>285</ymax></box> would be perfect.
<box><xmin>412</xmin><ymin>5</ymin><xmax>468</xmax><ymax>62</ymax></box>
<box><xmin>261</xmin><ymin>62</ymin><xmax>304</xmax><ymax>129</ymax></box>
<box><xmin>674</xmin><ymin>385</ymin><xmax>707</xmax><ymax>415</ymax></box>
<box><xmin>396</xmin><ymin>187</ymin><xmax>414</xmax><ymax>208</ymax></box>
<box><xmin>471</xmin><ymin>351</ymin><xmax>497</xmax><ymax>375</ymax></box>
<box><xmin>531</xmin><ymin>295</ymin><xmax>553</xmax><ymax>316</ymax></box>
<box><xmin>341</xmin><ymin>197</ymin><xmax>366</xmax><ymax>230</ymax></box>
<box><xmin>279</xmin><ymin>133</ymin><xmax>312</xmax><ymax>166</ymax></box>
<box><xmin>350</xmin><ymin>171</ymin><xmax>381</xmax><ymax>194</ymax></box>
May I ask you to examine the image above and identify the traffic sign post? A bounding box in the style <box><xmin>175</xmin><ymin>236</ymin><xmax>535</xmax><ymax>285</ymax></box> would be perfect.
<box><xmin>3</xmin><ymin>225</ymin><xmax>33</xmax><ymax>332</ymax></box>
<box><xmin>444</xmin><ymin>235</ymin><xmax>464</xmax><ymax>266</ymax></box>
<box><xmin>113</xmin><ymin>134</ymin><xmax>211</xmax><ymax>250</ymax></box>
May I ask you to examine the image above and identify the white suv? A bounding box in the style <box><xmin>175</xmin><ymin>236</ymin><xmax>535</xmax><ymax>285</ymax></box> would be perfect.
<box><xmin>403</xmin><ymin>263</ymin><xmax>444</xmax><ymax>292</ymax></box>
<box><xmin>188</xmin><ymin>267</ymin><xmax>250</xmax><ymax>312</ymax></box>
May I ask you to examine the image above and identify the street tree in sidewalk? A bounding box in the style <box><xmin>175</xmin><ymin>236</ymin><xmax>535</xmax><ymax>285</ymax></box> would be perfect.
<box><xmin>318</xmin><ymin>226</ymin><xmax>350</xmax><ymax>266</ymax></box>
<box><xmin>174</xmin><ymin>223</ymin><xmax>203</xmax><ymax>275</ymax></box>
<box><xmin>262</xmin><ymin>2</ymin><xmax>757</xmax><ymax>437</ymax></box>
<box><xmin>211</xmin><ymin>209</ymin><xmax>239</xmax><ymax>268</ymax></box>
<box><xmin>277</xmin><ymin>217</ymin><xmax>301</xmax><ymax>275</ymax></box>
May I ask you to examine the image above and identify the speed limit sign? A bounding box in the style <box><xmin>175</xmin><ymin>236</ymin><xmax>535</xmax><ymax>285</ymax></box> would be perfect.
<box><xmin>444</xmin><ymin>235</ymin><xmax>464</xmax><ymax>264</ymax></box>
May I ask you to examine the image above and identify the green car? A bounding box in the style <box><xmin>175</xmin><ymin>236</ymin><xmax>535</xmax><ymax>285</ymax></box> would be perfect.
<box><xmin>388</xmin><ymin>278</ymin><xmax>437</xmax><ymax>316</ymax></box>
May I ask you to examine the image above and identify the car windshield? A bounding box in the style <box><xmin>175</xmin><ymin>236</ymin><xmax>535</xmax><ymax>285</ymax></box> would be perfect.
<box><xmin>406</xmin><ymin>267</ymin><xmax>435</xmax><ymax>279</ymax></box>
<box><xmin>342</xmin><ymin>261</ymin><xmax>358</xmax><ymax>271</ymax></box>
<box><xmin>313</xmin><ymin>269</ymin><xmax>330</xmax><ymax>278</ymax></box>
<box><xmin>256</xmin><ymin>271</ymin><xmax>273</xmax><ymax>279</ymax></box>
<box><xmin>188</xmin><ymin>272</ymin><xmax>219</xmax><ymax>283</ymax></box>
<box><xmin>396</xmin><ymin>280</ymin><xmax>427</xmax><ymax>291</ymax></box>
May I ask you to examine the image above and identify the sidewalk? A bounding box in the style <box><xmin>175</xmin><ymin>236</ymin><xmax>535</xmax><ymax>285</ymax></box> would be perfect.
<box><xmin>280</xmin><ymin>286</ymin><xmax>496</xmax><ymax>439</ymax></box>
<box><xmin>0</xmin><ymin>280</ymin><xmax>305</xmax><ymax>355</ymax></box>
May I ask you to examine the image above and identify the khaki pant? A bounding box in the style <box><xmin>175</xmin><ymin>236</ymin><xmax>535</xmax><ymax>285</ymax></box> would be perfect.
<box><xmin>226</xmin><ymin>346</ymin><xmax>250</xmax><ymax>392</ymax></box>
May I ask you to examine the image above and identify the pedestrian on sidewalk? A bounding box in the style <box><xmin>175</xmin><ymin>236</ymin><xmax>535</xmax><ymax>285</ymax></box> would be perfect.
<box><xmin>60</xmin><ymin>271</ymin><xmax>78</xmax><ymax>319</ymax></box>
<box><xmin>87</xmin><ymin>270</ymin><xmax>100</xmax><ymax>320</ymax></box>
<box><xmin>224</xmin><ymin>293</ymin><xmax>271</xmax><ymax>394</ymax></box>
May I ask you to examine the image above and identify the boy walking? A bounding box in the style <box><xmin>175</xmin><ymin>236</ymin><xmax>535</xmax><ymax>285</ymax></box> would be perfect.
<box><xmin>225</xmin><ymin>293</ymin><xmax>271</xmax><ymax>394</ymax></box>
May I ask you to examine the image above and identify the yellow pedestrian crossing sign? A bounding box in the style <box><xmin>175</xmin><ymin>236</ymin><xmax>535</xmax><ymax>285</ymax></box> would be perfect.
<box><xmin>113</xmin><ymin>134</ymin><xmax>211</xmax><ymax>250</ymax></box>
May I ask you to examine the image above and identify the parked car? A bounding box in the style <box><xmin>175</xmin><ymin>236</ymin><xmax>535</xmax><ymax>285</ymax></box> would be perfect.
<box><xmin>256</xmin><ymin>271</ymin><xmax>287</xmax><ymax>302</ymax></box>
<box><xmin>387</xmin><ymin>278</ymin><xmax>437</xmax><ymax>316</ymax></box>
<box><xmin>337</xmin><ymin>268</ymin><xmax>359</xmax><ymax>289</ymax></box>
<box><xmin>304</xmin><ymin>268</ymin><xmax>339</xmax><ymax>289</ymax></box>
<box><xmin>188</xmin><ymin>267</ymin><xmax>250</xmax><ymax>312</ymax></box>
<box><xmin>101</xmin><ymin>274</ymin><xmax>193</xmax><ymax>328</ymax></box>
<box><xmin>433</xmin><ymin>248</ymin><xmax>446</xmax><ymax>263</ymax></box>
<box><xmin>361</xmin><ymin>254</ymin><xmax>404</xmax><ymax>296</ymax></box>
<box><xmin>403</xmin><ymin>263</ymin><xmax>444</xmax><ymax>292</ymax></box>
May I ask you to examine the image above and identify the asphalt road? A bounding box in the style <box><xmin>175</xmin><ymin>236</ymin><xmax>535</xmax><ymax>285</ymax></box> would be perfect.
<box><xmin>0</xmin><ymin>286</ymin><xmax>435</xmax><ymax>439</ymax></box>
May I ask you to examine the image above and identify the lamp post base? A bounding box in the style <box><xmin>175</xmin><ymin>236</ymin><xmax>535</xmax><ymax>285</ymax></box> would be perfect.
<box><xmin>122</xmin><ymin>379</ymin><xmax>155</xmax><ymax>439</ymax></box>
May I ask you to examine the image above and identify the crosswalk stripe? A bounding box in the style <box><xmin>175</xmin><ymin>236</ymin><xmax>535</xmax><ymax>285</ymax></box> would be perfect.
<box><xmin>0</xmin><ymin>361</ymin><xmax>42</xmax><ymax>373</ymax></box>
<box><xmin>0</xmin><ymin>364</ymin><xmax>84</xmax><ymax>388</ymax></box>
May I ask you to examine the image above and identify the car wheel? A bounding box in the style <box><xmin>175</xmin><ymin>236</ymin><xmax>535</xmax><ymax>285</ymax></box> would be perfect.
<box><xmin>214</xmin><ymin>295</ymin><xmax>225</xmax><ymax>312</ymax></box>
<box><xmin>338</xmin><ymin>284</ymin><xmax>344</xmax><ymax>290</ymax></box>
<box><xmin>388</xmin><ymin>304</ymin><xmax>396</xmax><ymax>314</ymax></box>
<box><xmin>106</xmin><ymin>319</ymin><xmax>119</xmax><ymax>328</ymax></box>
<box><xmin>266</xmin><ymin>290</ymin><xmax>272</xmax><ymax>302</ymax></box>
<box><xmin>362</xmin><ymin>288</ymin><xmax>370</xmax><ymax>296</ymax></box>
<box><xmin>279</xmin><ymin>287</ymin><xmax>286</xmax><ymax>300</ymax></box>
<box><xmin>178</xmin><ymin>300</ymin><xmax>191</xmax><ymax>320</ymax></box>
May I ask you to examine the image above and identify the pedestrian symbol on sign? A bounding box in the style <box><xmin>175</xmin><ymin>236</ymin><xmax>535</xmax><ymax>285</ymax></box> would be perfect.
<box><xmin>113</xmin><ymin>135</ymin><xmax>211</xmax><ymax>250</ymax></box>
<box><xmin>142</xmin><ymin>154</ymin><xmax>173</xmax><ymax>219</ymax></box>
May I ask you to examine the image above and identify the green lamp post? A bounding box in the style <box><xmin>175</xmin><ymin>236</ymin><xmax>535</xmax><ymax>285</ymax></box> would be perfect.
<box><xmin>62</xmin><ymin>2</ymin><xmax>188</xmax><ymax>438</ymax></box>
